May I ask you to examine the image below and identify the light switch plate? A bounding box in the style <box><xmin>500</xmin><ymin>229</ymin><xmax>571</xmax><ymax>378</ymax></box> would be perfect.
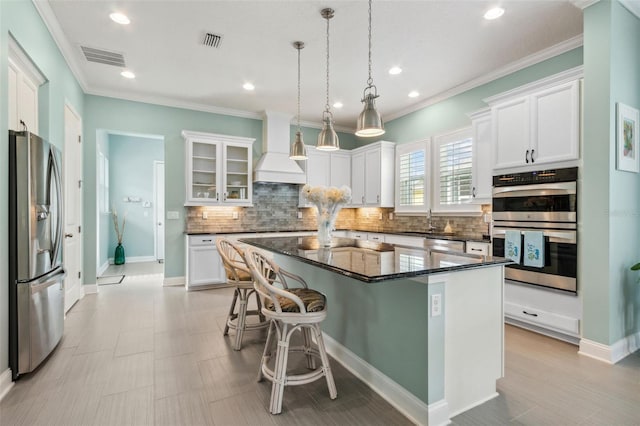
<box><xmin>167</xmin><ymin>211</ymin><xmax>180</xmax><ymax>220</ymax></box>
<box><xmin>431</xmin><ymin>293</ymin><xmax>442</xmax><ymax>317</ymax></box>
<box><xmin>202</xmin><ymin>211</ymin><xmax>208</xmax><ymax>219</ymax></box>
<box><xmin>232</xmin><ymin>211</ymin><xmax>239</xmax><ymax>219</ymax></box>
<box><xmin>297</xmin><ymin>211</ymin><xmax>303</xmax><ymax>219</ymax></box>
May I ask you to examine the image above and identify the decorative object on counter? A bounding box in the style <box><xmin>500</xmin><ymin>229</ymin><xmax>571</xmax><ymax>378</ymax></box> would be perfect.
<box><xmin>112</xmin><ymin>207</ymin><xmax>127</xmax><ymax>265</ymax></box>
<box><xmin>444</xmin><ymin>221</ymin><xmax>453</xmax><ymax>234</ymax></box>
<box><xmin>317</xmin><ymin>8</ymin><xmax>340</xmax><ymax>151</ymax></box>
<box><xmin>290</xmin><ymin>41</ymin><xmax>307</xmax><ymax>160</ymax></box>
<box><xmin>302</xmin><ymin>184</ymin><xmax>351</xmax><ymax>247</ymax></box>
<box><xmin>616</xmin><ymin>102</ymin><xmax>639</xmax><ymax>173</ymax></box>
<box><xmin>355</xmin><ymin>0</ymin><xmax>385</xmax><ymax>137</ymax></box>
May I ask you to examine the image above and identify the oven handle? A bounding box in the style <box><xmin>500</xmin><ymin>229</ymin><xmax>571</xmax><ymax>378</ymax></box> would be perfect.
<box><xmin>492</xmin><ymin>181</ymin><xmax>576</xmax><ymax>197</ymax></box>
<box><xmin>492</xmin><ymin>227</ymin><xmax>576</xmax><ymax>244</ymax></box>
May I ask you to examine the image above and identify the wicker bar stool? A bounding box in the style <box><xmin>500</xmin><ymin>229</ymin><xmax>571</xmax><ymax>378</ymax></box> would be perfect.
<box><xmin>216</xmin><ymin>238</ymin><xmax>268</xmax><ymax>351</ymax></box>
<box><xmin>244</xmin><ymin>247</ymin><xmax>337</xmax><ymax>415</ymax></box>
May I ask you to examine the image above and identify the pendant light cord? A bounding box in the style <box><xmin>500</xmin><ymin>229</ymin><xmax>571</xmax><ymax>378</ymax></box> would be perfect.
<box><xmin>325</xmin><ymin>12</ymin><xmax>331</xmax><ymax>113</ymax></box>
<box><xmin>367</xmin><ymin>0</ymin><xmax>373</xmax><ymax>87</ymax></box>
<box><xmin>297</xmin><ymin>44</ymin><xmax>302</xmax><ymax>131</ymax></box>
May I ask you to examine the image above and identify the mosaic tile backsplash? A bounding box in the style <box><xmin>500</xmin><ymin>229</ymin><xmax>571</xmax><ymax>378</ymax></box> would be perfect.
<box><xmin>186</xmin><ymin>183</ymin><xmax>491</xmax><ymax>238</ymax></box>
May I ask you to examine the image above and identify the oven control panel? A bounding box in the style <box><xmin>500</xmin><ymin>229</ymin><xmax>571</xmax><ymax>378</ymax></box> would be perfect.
<box><xmin>493</xmin><ymin>167</ymin><xmax>578</xmax><ymax>187</ymax></box>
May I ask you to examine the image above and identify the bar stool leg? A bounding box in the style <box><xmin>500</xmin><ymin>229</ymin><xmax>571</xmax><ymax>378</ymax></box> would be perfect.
<box><xmin>224</xmin><ymin>288</ymin><xmax>239</xmax><ymax>336</ymax></box>
<box><xmin>258</xmin><ymin>320</ymin><xmax>275</xmax><ymax>382</ymax></box>
<box><xmin>255</xmin><ymin>291</ymin><xmax>266</xmax><ymax>323</ymax></box>
<box><xmin>234</xmin><ymin>288</ymin><xmax>249</xmax><ymax>351</ymax></box>
<box><xmin>314</xmin><ymin>324</ymin><xmax>337</xmax><ymax>400</ymax></box>
<box><xmin>270</xmin><ymin>322</ymin><xmax>290</xmax><ymax>415</ymax></box>
<box><xmin>302</xmin><ymin>326</ymin><xmax>316</xmax><ymax>370</ymax></box>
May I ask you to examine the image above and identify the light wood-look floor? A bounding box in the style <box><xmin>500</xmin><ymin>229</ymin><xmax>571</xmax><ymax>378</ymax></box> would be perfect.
<box><xmin>1</xmin><ymin>273</ymin><xmax>639</xmax><ymax>425</ymax></box>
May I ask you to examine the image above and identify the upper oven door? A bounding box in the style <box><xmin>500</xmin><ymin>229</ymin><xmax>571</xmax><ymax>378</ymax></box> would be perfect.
<box><xmin>492</xmin><ymin>181</ymin><xmax>577</xmax><ymax>222</ymax></box>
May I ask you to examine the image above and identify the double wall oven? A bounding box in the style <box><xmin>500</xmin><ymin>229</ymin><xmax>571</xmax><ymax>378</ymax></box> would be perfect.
<box><xmin>492</xmin><ymin>167</ymin><xmax>578</xmax><ymax>293</ymax></box>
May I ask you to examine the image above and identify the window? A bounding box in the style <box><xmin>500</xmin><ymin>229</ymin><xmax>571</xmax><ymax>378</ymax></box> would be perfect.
<box><xmin>395</xmin><ymin>140</ymin><xmax>430</xmax><ymax>214</ymax></box>
<box><xmin>432</xmin><ymin>128</ymin><xmax>481</xmax><ymax>214</ymax></box>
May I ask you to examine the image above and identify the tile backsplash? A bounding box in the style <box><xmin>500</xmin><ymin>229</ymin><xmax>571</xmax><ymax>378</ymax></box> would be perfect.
<box><xmin>186</xmin><ymin>183</ymin><xmax>491</xmax><ymax>238</ymax></box>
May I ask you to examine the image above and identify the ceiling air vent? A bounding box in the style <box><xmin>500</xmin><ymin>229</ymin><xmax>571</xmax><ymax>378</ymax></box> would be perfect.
<box><xmin>203</xmin><ymin>32</ymin><xmax>223</xmax><ymax>48</ymax></box>
<box><xmin>80</xmin><ymin>45</ymin><xmax>126</xmax><ymax>67</ymax></box>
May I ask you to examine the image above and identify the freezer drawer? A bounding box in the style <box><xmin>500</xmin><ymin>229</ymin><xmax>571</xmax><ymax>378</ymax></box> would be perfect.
<box><xmin>17</xmin><ymin>269</ymin><xmax>65</xmax><ymax>375</ymax></box>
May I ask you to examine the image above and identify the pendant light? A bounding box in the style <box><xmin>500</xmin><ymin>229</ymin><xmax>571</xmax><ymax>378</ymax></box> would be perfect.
<box><xmin>317</xmin><ymin>8</ymin><xmax>340</xmax><ymax>151</ymax></box>
<box><xmin>355</xmin><ymin>0</ymin><xmax>385</xmax><ymax>137</ymax></box>
<box><xmin>289</xmin><ymin>41</ymin><xmax>307</xmax><ymax>160</ymax></box>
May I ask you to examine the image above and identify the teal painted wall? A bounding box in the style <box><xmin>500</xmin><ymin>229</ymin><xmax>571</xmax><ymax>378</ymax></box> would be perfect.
<box><xmin>0</xmin><ymin>0</ymin><xmax>84</xmax><ymax>373</ymax></box>
<box><xmin>382</xmin><ymin>48</ymin><xmax>583</xmax><ymax>145</ymax></box>
<box><xmin>582</xmin><ymin>0</ymin><xmax>640</xmax><ymax>346</ymax></box>
<box><xmin>108</xmin><ymin>134</ymin><xmax>164</xmax><ymax>259</ymax></box>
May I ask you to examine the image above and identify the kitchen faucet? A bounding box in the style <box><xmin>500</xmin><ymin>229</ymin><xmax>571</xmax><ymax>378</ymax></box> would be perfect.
<box><xmin>427</xmin><ymin>209</ymin><xmax>436</xmax><ymax>232</ymax></box>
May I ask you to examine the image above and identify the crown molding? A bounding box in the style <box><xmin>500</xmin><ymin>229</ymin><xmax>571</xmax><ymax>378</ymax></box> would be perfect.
<box><xmin>569</xmin><ymin>0</ymin><xmax>600</xmax><ymax>10</ymax></box>
<box><xmin>619</xmin><ymin>0</ymin><xmax>640</xmax><ymax>19</ymax></box>
<box><xmin>32</xmin><ymin>0</ymin><xmax>88</xmax><ymax>91</ymax></box>
<box><xmin>385</xmin><ymin>34</ymin><xmax>584</xmax><ymax>123</ymax></box>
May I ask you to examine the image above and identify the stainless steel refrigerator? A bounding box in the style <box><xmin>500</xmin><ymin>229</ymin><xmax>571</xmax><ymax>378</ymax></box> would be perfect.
<box><xmin>9</xmin><ymin>130</ymin><xmax>66</xmax><ymax>380</ymax></box>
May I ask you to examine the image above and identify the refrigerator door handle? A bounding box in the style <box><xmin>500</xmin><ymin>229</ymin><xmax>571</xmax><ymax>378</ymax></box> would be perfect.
<box><xmin>48</xmin><ymin>149</ymin><xmax>64</xmax><ymax>267</ymax></box>
<box><xmin>30</xmin><ymin>269</ymin><xmax>66</xmax><ymax>295</ymax></box>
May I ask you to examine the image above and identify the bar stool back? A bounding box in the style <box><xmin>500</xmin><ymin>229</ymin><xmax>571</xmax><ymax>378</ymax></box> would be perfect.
<box><xmin>216</xmin><ymin>238</ymin><xmax>268</xmax><ymax>350</ymax></box>
<box><xmin>244</xmin><ymin>247</ymin><xmax>337</xmax><ymax>414</ymax></box>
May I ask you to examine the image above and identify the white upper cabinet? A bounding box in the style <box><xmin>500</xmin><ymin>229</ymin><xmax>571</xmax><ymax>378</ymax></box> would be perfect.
<box><xmin>469</xmin><ymin>109</ymin><xmax>493</xmax><ymax>204</ymax></box>
<box><xmin>299</xmin><ymin>147</ymin><xmax>351</xmax><ymax>207</ymax></box>
<box><xmin>183</xmin><ymin>130</ymin><xmax>254</xmax><ymax>206</ymax></box>
<box><xmin>490</xmin><ymin>71</ymin><xmax>581</xmax><ymax>171</ymax></box>
<box><xmin>350</xmin><ymin>141</ymin><xmax>395</xmax><ymax>207</ymax></box>
<box><xmin>8</xmin><ymin>37</ymin><xmax>45</xmax><ymax>135</ymax></box>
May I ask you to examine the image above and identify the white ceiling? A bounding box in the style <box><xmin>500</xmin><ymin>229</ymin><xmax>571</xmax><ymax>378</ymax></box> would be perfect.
<box><xmin>37</xmin><ymin>0</ymin><xmax>583</xmax><ymax>131</ymax></box>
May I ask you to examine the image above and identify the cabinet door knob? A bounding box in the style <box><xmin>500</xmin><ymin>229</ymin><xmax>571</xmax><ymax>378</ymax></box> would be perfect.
<box><xmin>525</xmin><ymin>150</ymin><xmax>530</xmax><ymax>163</ymax></box>
<box><xmin>377</xmin><ymin>195</ymin><xmax>380</xmax><ymax>203</ymax></box>
<box><xmin>362</xmin><ymin>196</ymin><xmax>365</xmax><ymax>204</ymax></box>
<box><xmin>216</xmin><ymin>192</ymin><xmax>219</xmax><ymax>201</ymax></box>
<box><xmin>530</xmin><ymin>149</ymin><xmax>535</xmax><ymax>163</ymax></box>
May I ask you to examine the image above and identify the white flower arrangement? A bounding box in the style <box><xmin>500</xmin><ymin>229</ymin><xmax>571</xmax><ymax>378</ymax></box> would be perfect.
<box><xmin>111</xmin><ymin>207</ymin><xmax>127</xmax><ymax>245</ymax></box>
<box><xmin>302</xmin><ymin>185</ymin><xmax>351</xmax><ymax>246</ymax></box>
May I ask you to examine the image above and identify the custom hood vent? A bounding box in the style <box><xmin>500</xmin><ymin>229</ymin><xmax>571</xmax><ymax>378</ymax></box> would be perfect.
<box><xmin>80</xmin><ymin>45</ymin><xmax>126</xmax><ymax>67</ymax></box>
<box><xmin>253</xmin><ymin>111</ymin><xmax>306</xmax><ymax>184</ymax></box>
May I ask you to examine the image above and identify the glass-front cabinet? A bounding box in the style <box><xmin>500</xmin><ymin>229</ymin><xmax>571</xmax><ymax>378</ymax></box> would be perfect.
<box><xmin>183</xmin><ymin>130</ymin><xmax>254</xmax><ymax>206</ymax></box>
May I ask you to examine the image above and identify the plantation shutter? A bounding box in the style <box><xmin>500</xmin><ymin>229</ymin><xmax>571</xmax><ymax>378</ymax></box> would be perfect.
<box><xmin>398</xmin><ymin>149</ymin><xmax>425</xmax><ymax>207</ymax></box>
<box><xmin>438</xmin><ymin>137</ymin><xmax>472</xmax><ymax>205</ymax></box>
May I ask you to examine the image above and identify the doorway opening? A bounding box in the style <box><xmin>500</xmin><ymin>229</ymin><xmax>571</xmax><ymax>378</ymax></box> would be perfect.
<box><xmin>96</xmin><ymin>130</ymin><xmax>165</xmax><ymax>283</ymax></box>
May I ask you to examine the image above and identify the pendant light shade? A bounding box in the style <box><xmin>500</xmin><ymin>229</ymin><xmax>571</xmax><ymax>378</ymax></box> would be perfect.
<box><xmin>355</xmin><ymin>0</ymin><xmax>385</xmax><ymax>137</ymax></box>
<box><xmin>317</xmin><ymin>8</ymin><xmax>339</xmax><ymax>151</ymax></box>
<box><xmin>290</xmin><ymin>41</ymin><xmax>308</xmax><ymax>160</ymax></box>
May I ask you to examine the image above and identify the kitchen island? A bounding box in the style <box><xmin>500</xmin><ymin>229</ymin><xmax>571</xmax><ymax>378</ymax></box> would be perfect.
<box><xmin>241</xmin><ymin>236</ymin><xmax>509</xmax><ymax>425</ymax></box>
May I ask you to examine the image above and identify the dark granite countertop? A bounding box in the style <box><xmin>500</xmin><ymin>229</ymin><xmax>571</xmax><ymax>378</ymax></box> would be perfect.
<box><xmin>240</xmin><ymin>236</ymin><xmax>509</xmax><ymax>283</ymax></box>
<box><xmin>186</xmin><ymin>229</ymin><xmax>490</xmax><ymax>243</ymax></box>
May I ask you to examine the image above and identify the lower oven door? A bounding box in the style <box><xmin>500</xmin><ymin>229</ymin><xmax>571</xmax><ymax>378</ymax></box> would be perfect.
<box><xmin>492</xmin><ymin>226</ymin><xmax>577</xmax><ymax>293</ymax></box>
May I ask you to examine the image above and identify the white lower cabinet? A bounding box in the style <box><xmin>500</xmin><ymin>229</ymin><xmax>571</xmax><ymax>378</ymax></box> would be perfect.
<box><xmin>465</xmin><ymin>241</ymin><xmax>490</xmax><ymax>256</ymax></box>
<box><xmin>504</xmin><ymin>281</ymin><xmax>581</xmax><ymax>342</ymax></box>
<box><xmin>186</xmin><ymin>235</ymin><xmax>226</xmax><ymax>290</ymax></box>
<box><xmin>383</xmin><ymin>234</ymin><xmax>424</xmax><ymax>248</ymax></box>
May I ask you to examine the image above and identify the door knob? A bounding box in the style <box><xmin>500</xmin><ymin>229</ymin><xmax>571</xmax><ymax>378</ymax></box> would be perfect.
<box><xmin>65</xmin><ymin>233</ymin><xmax>73</xmax><ymax>238</ymax></box>
<box><xmin>158</xmin><ymin>222</ymin><xmax>163</xmax><ymax>226</ymax></box>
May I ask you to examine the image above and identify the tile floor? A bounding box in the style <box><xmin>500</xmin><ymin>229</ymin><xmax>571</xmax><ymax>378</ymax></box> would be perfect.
<box><xmin>1</xmin><ymin>271</ymin><xmax>639</xmax><ymax>425</ymax></box>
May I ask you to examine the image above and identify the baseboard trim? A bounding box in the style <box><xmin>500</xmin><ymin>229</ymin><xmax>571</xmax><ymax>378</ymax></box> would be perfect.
<box><xmin>83</xmin><ymin>283</ymin><xmax>98</xmax><ymax>294</ymax></box>
<box><xmin>322</xmin><ymin>333</ymin><xmax>436</xmax><ymax>425</ymax></box>
<box><xmin>108</xmin><ymin>256</ymin><xmax>156</xmax><ymax>264</ymax></box>
<box><xmin>0</xmin><ymin>368</ymin><xmax>14</xmax><ymax>402</ymax></box>
<box><xmin>97</xmin><ymin>261</ymin><xmax>109</xmax><ymax>276</ymax></box>
<box><xmin>579</xmin><ymin>331</ymin><xmax>640</xmax><ymax>364</ymax></box>
<box><xmin>448</xmin><ymin>392</ymin><xmax>499</xmax><ymax>419</ymax></box>
<box><xmin>163</xmin><ymin>276</ymin><xmax>185</xmax><ymax>287</ymax></box>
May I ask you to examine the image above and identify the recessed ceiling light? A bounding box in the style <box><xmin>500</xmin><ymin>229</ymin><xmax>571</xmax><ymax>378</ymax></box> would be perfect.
<box><xmin>120</xmin><ymin>70</ymin><xmax>135</xmax><ymax>79</ymax></box>
<box><xmin>243</xmin><ymin>82</ymin><xmax>255</xmax><ymax>91</ymax></box>
<box><xmin>109</xmin><ymin>12</ymin><xmax>130</xmax><ymax>25</ymax></box>
<box><xmin>484</xmin><ymin>7</ymin><xmax>505</xmax><ymax>20</ymax></box>
<box><xmin>408</xmin><ymin>91</ymin><xmax>419</xmax><ymax>98</ymax></box>
<box><xmin>389</xmin><ymin>66</ymin><xmax>402</xmax><ymax>75</ymax></box>
<box><xmin>333</xmin><ymin>101</ymin><xmax>343</xmax><ymax>109</ymax></box>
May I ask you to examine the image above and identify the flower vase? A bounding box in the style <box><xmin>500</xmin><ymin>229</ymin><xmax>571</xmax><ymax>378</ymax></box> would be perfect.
<box><xmin>114</xmin><ymin>243</ymin><xmax>125</xmax><ymax>265</ymax></box>
<box><xmin>316</xmin><ymin>209</ymin><xmax>340</xmax><ymax>247</ymax></box>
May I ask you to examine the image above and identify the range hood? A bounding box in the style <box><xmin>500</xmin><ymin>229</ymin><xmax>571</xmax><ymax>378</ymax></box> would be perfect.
<box><xmin>253</xmin><ymin>111</ymin><xmax>307</xmax><ymax>184</ymax></box>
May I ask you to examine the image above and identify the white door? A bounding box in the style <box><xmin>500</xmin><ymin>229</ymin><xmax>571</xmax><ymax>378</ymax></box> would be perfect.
<box><xmin>63</xmin><ymin>104</ymin><xmax>83</xmax><ymax>312</ymax></box>
<box><xmin>154</xmin><ymin>161</ymin><xmax>165</xmax><ymax>262</ymax></box>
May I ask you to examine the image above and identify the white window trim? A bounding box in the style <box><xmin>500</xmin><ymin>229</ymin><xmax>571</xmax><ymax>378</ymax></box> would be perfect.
<box><xmin>394</xmin><ymin>139</ymin><xmax>430</xmax><ymax>214</ymax></box>
<box><xmin>432</xmin><ymin>127</ymin><xmax>481</xmax><ymax>215</ymax></box>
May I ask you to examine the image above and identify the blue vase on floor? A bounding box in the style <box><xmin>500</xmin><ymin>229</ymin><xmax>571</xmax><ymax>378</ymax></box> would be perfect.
<box><xmin>114</xmin><ymin>243</ymin><xmax>125</xmax><ymax>265</ymax></box>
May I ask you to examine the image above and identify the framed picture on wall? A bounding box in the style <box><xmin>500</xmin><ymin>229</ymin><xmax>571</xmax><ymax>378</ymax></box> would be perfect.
<box><xmin>616</xmin><ymin>102</ymin><xmax>640</xmax><ymax>173</ymax></box>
